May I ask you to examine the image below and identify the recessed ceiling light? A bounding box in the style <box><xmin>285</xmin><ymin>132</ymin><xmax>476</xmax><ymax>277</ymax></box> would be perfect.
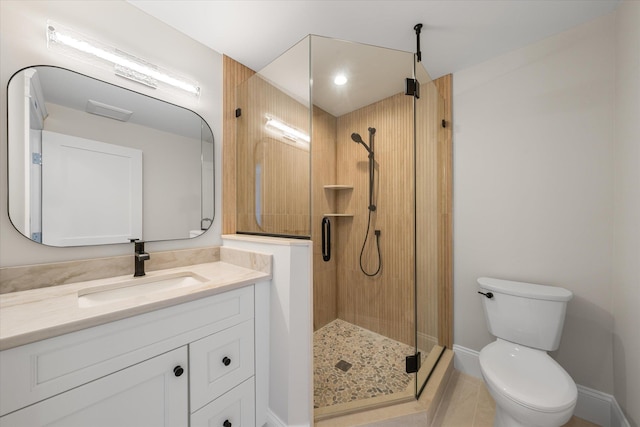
<box><xmin>334</xmin><ymin>74</ymin><xmax>348</xmax><ymax>86</ymax></box>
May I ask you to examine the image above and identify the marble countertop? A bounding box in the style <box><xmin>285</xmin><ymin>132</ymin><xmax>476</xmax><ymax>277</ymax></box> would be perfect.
<box><xmin>0</xmin><ymin>259</ymin><xmax>271</xmax><ymax>351</ymax></box>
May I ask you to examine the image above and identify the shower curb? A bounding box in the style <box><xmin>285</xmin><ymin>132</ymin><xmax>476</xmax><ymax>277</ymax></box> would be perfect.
<box><xmin>312</xmin><ymin>349</ymin><xmax>454</xmax><ymax>427</ymax></box>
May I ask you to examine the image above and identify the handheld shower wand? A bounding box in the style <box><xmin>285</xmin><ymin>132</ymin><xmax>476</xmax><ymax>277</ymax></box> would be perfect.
<box><xmin>352</xmin><ymin>127</ymin><xmax>381</xmax><ymax>277</ymax></box>
<box><xmin>351</xmin><ymin>132</ymin><xmax>372</xmax><ymax>154</ymax></box>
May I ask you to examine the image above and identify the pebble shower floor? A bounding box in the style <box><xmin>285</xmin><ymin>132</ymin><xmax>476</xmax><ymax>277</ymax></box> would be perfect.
<box><xmin>313</xmin><ymin>319</ymin><xmax>416</xmax><ymax>408</ymax></box>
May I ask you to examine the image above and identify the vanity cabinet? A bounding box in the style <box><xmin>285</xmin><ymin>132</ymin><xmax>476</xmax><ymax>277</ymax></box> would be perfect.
<box><xmin>0</xmin><ymin>347</ymin><xmax>189</xmax><ymax>426</ymax></box>
<box><xmin>0</xmin><ymin>284</ymin><xmax>263</xmax><ymax>427</ymax></box>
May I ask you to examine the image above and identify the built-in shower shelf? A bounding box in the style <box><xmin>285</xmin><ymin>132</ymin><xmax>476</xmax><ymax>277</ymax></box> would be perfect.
<box><xmin>323</xmin><ymin>185</ymin><xmax>353</xmax><ymax>190</ymax></box>
<box><xmin>323</xmin><ymin>186</ymin><xmax>353</xmax><ymax>217</ymax></box>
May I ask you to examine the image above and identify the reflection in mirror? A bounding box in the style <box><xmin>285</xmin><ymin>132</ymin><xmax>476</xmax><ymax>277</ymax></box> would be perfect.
<box><xmin>7</xmin><ymin>66</ymin><xmax>214</xmax><ymax>246</ymax></box>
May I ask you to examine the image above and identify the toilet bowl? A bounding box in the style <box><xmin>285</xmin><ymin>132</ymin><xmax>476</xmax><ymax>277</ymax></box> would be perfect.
<box><xmin>479</xmin><ymin>339</ymin><xmax>577</xmax><ymax>427</ymax></box>
<box><xmin>477</xmin><ymin>277</ymin><xmax>577</xmax><ymax>427</ymax></box>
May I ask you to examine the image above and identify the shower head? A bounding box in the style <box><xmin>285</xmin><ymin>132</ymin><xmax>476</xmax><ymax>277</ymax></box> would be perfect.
<box><xmin>351</xmin><ymin>132</ymin><xmax>372</xmax><ymax>154</ymax></box>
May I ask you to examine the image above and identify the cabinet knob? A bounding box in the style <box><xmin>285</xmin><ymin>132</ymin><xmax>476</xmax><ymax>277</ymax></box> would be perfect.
<box><xmin>223</xmin><ymin>420</ymin><xmax>232</xmax><ymax>427</ymax></box>
<box><xmin>173</xmin><ymin>365</ymin><xmax>184</xmax><ymax>377</ymax></box>
<box><xmin>222</xmin><ymin>356</ymin><xmax>231</xmax><ymax>366</ymax></box>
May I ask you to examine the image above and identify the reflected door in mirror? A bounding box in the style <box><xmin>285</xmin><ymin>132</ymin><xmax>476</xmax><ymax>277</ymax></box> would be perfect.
<box><xmin>41</xmin><ymin>131</ymin><xmax>142</xmax><ymax>246</ymax></box>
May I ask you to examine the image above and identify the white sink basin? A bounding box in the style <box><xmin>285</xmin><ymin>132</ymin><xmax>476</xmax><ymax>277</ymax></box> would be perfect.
<box><xmin>78</xmin><ymin>272</ymin><xmax>207</xmax><ymax>308</ymax></box>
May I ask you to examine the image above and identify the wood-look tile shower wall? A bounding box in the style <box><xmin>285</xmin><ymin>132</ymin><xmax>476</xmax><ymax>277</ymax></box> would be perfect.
<box><xmin>235</xmin><ymin>75</ymin><xmax>311</xmax><ymax>236</ymax></box>
<box><xmin>222</xmin><ymin>55</ymin><xmax>254</xmax><ymax>235</ymax></box>
<box><xmin>334</xmin><ymin>93</ymin><xmax>416</xmax><ymax>346</ymax></box>
<box><xmin>314</xmin><ymin>84</ymin><xmax>444</xmax><ymax>348</ymax></box>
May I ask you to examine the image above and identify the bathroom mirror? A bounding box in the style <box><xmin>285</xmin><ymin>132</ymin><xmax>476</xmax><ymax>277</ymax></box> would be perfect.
<box><xmin>7</xmin><ymin>66</ymin><xmax>214</xmax><ymax>246</ymax></box>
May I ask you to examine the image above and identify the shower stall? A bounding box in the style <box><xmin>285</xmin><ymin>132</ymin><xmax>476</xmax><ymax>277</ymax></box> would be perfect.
<box><xmin>235</xmin><ymin>35</ymin><xmax>450</xmax><ymax>419</ymax></box>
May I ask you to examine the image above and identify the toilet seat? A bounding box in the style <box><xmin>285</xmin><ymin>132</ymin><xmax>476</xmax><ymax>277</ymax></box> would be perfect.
<box><xmin>479</xmin><ymin>340</ymin><xmax>577</xmax><ymax>413</ymax></box>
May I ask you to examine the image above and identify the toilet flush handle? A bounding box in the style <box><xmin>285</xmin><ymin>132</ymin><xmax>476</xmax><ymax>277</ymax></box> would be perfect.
<box><xmin>478</xmin><ymin>291</ymin><xmax>494</xmax><ymax>299</ymax></box>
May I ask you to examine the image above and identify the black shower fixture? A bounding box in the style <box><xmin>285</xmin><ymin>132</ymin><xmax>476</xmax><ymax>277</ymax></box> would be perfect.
<box><xmin>351</xmin><ymin>132</ymin><xmax>372</xmax><ymax>155</ymax></box>
<box><xmin>352</xmin><ymin>127</ymin><xmax>381</xmax><ymax>277</ymax></box>
<box><xmin>414</xmin><ymin>23</ymin><xmax>423</xmax><ymax>62</ymax></box>
<box><xmin>352</xmin><ymin>127</ymin><xmax>376</xmax><ymax>212</ymax></box>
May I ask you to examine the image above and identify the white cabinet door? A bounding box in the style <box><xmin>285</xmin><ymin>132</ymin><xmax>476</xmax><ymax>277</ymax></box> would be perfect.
<box><xmin>0</xmin><ymin>347</ymin><xmax>187</xmax><ymax>427</ymax></box>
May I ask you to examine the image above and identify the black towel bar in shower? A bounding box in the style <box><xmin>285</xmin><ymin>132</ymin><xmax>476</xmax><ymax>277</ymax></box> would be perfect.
<box><xmin>322</xmin><ymin>217</ymin><xmax>331</xmax><ymax>262</ymax></box>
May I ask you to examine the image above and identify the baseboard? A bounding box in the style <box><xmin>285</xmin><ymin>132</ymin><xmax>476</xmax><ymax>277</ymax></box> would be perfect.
<box><xmin>452</xmin><ymin>344</ymin><xmax>482</xmax><ymax>379</ymax></box>
<box><xmin>452</xmin><ymin>345</ymin><xmax>630</xmax><ymax>427</ymax></box>
<box><xmin>265</xmin><ymin>409</ymin><xmax>287</xmax><ymax>427</ymax></box>
<box><xmin>575</xmin><ymin>385</ymin><xmax>631</xmax><ymax>427</ymax></box>
<box><xmin>610</xmin><ymin>397</ymin><xmax>631</xmax><ymax>427</ymax></box>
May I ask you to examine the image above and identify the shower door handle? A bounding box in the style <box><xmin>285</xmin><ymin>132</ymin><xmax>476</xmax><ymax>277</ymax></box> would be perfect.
<box><xmin>322</xmin><ymin>217</ymin><xmax>331</xmax><ymax>262</ymax></box>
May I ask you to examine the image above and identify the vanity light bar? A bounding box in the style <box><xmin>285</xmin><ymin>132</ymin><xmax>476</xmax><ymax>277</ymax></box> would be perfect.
<box><xmin>265</xmin><ymin>116</ymin><xmax>310</xmax><ymax>144</ymax></box>
<box><xmin>46</xmin><ymin>21</ymin><xmax>200</xmax><ymax>97</ymax></box>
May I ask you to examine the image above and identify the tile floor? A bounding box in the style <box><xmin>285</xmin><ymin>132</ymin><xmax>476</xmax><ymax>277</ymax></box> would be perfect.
<box><xmin>314</xmin><ymin>319</ymin><xmax>416</xmax><ymax>408</ymax></box>
<box><xmin>432</xmin><ymin>370</ymin><xmax>600</xmax><ymax>427</ymax></box>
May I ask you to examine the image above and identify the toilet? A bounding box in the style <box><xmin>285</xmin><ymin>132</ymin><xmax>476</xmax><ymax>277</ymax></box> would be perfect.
<box><xmin>477</xmin><ymin>277</ymin><xmax>578</xmax><ymax>427</ymax></box>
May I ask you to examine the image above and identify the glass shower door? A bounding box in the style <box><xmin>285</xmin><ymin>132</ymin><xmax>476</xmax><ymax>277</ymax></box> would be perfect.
<box><xmin>310</xmin><ymin>36</ymin><xmax>419</xmax><ymax>418</ymax></box>
<box><xmin>414</xmin><ymin>57</ymin><xmax>446</xmax><ymax>397</ymax></box>
<box><xmin>235</xmin><ymin>37</ymin><xmax>312</xmax><ymax>239</ymax></box>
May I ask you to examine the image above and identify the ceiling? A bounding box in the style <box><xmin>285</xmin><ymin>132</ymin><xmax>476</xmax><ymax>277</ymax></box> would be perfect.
<box><xmin>128</xmin><ymin>0</ymin><xmax>619</xmax><ymax>80</ymax></box>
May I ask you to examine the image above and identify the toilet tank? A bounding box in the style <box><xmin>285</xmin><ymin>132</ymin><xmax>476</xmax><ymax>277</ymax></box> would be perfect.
<box><xmin>477</xmin><ymin>277</ymin><xmax>573</xmax><ymax>351</ymax></box>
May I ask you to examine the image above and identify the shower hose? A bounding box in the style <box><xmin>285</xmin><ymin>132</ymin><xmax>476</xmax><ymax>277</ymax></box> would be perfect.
<box><xmin>359</xmin><ymin>209</ymin><xmax>381</xmax><ymax>277</ymax></box>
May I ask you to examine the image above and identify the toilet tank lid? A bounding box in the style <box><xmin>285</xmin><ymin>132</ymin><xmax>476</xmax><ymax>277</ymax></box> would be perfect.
<box><xmin>477</xmin><ymin>277</ymin><xmax>572</xmax><ymax>302</ymax></box>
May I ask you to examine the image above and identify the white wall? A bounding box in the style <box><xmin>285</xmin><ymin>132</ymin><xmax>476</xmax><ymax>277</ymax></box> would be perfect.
<box><xmin>612</xmin><ymin>2</ymin><xmax>640</xmax><ymax>425</ymax></box>
<box><xmin>0</xmin><ymin>0</ymin><xmax>223</xmax><ymax>267</ymax></box>
<box><xmin>453</xmin><ymin>12</ymin><xmax>617</xmax><ymax>396</ymax></box>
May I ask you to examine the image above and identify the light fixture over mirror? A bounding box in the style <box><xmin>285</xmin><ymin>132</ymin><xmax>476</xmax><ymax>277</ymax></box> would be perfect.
<box><xmin>46</xmin><ymin>21</ymin><xmax>200</xmax><ymax>97</ymax></box>
<box><xmin>7</xmin><ymin>66</ymin><xmax>214</xmax><ymax>246</ymax></box>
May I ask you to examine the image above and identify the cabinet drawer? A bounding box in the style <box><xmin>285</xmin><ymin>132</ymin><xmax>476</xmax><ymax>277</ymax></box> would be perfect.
<box><xmin>191</xmin><ymin>377</ymin><xmax>255</xmax><ymax>427</ymax></box>
<box><xmin>0</xmin><ymin>285</ymin><xmax>253</xmax><ymax>416</ymax></box>
<box><xmin>0</xmin><ymin>347</ymin><xmax>188</xmax><ymax>427</ymax></box>
<box><xmin>190</xmin><ymin>320</ymin><xmax>255</xmax><ymax>412</ymax></box>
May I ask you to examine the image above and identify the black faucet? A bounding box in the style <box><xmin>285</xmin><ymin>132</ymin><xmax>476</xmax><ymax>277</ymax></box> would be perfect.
<box><xmin>130</xmin><ymin>239</ymin><xmax>150</xmax><ymax>277</ymax></box>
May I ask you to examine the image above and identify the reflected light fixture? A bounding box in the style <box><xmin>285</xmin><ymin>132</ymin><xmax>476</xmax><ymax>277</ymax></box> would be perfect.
<box><xmin>46</xmin><ymin>21</ymin><xmax>200</xmax><ymax>97</ymax></box>
<box><xmin>265</xmin><ymin>116</ymin><xmax>310</xmax><ymax>144</ymax></box>
<box><xmin>334</xmin><ymin>74</ymin><xmax>348</xmax><ymax>86</ymax></box>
